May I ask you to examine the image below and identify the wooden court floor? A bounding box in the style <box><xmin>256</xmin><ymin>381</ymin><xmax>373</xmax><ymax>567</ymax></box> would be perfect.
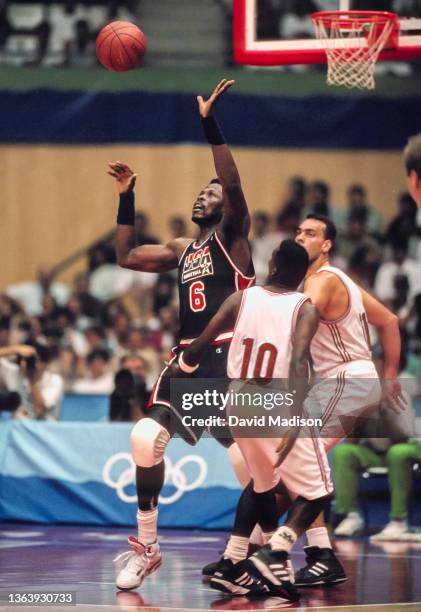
<box><xmin>0</xmin><ymin>524</ymin><xmax>420</xmax><ymax>611</ymax></box>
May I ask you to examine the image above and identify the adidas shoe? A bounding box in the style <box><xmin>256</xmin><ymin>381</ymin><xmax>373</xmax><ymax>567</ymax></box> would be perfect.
<box><xmin>247</xmin><ymin>546</ymin><xmax>300</xmax><ymax>601</ymax></box>
<box><xmin>210</xmin><ymin>558</ymin><xmax>268</xmax><ymax>596</ymax></box>
<box><xmin>202</xmin><ymin>544</ymin><xmax>262</xmax><ymax>580</ymax></box>
<box><xmin>294</xmin><ymin>546</ymin><xmax>347</xmax><ymax>587</ymax></box>
<box><xmin>203</xmin><ymin>557</ymin><xmax>226</xmax><ymax>580</ymax></box>
<box><xmin>114</xmin><ymin>537</ymin><xmax>161</xmax><ymax>590</ymax></box>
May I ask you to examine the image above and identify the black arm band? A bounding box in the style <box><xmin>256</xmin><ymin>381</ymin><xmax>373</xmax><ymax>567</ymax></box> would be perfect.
<box><xmin>201</xmin><ymin>115</ymin><xmax>226</xmax><ymax>145</ymax></box>
<box><xmin>117</xmin><ymin>191</ymin><xmax>135</xmax><ymax>226</ymax></box>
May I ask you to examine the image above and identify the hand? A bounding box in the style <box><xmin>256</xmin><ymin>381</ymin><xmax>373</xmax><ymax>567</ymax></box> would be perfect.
<box><xmin>382</xmin><ymin>378</ymin><xmax>407</xmax><ymax>414</ymax></box>
<box><xmin>108</xmin><ymin>161</ymin><xmax>137</xmax><ymax>194</ymax></box>
<box><xmin>14</xmin><ymin>345</ymin><xmax>36</xmax><ymax>358</ymax></box>
<box><xmin>196</xmin><ymin>78</ymin><xmax>235</xmax><ymax>118</ymax></box>
<box><xmin>167</xmin><ymin>361</ymin><xmax>191</xmax><ymax>379</ymax></box>
<box><xmin>274</xmin><ymin>437</ymin><xmax>294</xmax><ymax>467</ymax></box>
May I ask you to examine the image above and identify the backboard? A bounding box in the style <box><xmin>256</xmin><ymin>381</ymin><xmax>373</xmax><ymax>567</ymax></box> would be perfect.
<box><xmin>233</xmin><ymin>0</ymin><xmax>421</xmax><ymax>65</ymax></box>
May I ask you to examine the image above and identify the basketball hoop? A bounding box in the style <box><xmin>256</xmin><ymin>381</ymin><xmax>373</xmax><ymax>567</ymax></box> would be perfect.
<box><xmin>311</xmin><ymin>11</ymin><xmax>399</xmax><ymax>90</ymax></box>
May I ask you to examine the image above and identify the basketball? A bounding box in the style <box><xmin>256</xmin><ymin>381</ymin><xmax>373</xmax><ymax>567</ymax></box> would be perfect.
<box><xmin>96</xmin><ymin>21</ymin><xmax>147</xmax><ymax>72</ymax></box>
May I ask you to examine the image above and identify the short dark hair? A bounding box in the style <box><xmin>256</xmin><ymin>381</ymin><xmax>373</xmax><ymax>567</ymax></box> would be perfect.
<box><xmin>404</xmin><ymin>133</ymin><xmax>421</xmax><ymax>178</ymax></box>
<box><xmin>273</xmin><ymin>240</ymin><xmax>309</xmax><ymax>289</ymax></box>
<box><xmin>209</xmin><ymin>178</ymin><xmax>221</xmax><ymax>185</ymax></box>
<box><xmin>348</xmin><ymin>183</ymin><xmax>366</xmax><ymax>196</ymax></box>
<box><xmin>306</xmin><ymin>214</ymin><xmax>337</xmax><ymax>243</ymax></box>
<box><xmin>311</xmin><ymin>180</ymin><xmax>329</xmax><ymax>198</ymax></box>
<box><xmin>87</xmin><ymin>348</ymin><xmax>110</xmax><ymax>364</ymax></box>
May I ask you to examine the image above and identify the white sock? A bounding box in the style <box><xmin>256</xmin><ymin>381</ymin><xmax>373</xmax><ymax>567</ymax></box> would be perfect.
<box><xmin>223</xmin><ymin>535</ymin><xmax>249</xmax><ymax>563</ymax></box>
<box><xmin>269</xmin><ymin>526</ymin><xmax>297</xmax><ymax>553</ymax></box>
<box><xmin>137</xmin><ymin>508</ymin><xmax>158</xmax><ymax>546</ymax></box>
<box><xmin>306</xmin><ymin>526</ymin><xmax>332</xmax><ymax>550</ymax></box>
<box><xmin>249</xmin><ymin>524</ymin><xmax>264</xmax><ymax>546</ymax></box>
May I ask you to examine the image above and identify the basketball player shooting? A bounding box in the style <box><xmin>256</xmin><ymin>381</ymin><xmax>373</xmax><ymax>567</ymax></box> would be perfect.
<box><xmin>108</xmin><ymin>79</ymin><xmax>256</xmax><ymax>591</ymax></box>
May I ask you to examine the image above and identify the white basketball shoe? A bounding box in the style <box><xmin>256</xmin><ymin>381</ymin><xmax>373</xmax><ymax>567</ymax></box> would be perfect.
<box><xmin>115</xmin><ymin>536</ymin><xmax>161</xmax><ymax>590</ymax></box>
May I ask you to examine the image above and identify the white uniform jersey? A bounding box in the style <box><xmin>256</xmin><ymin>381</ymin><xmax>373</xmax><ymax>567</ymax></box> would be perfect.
<box><xmin>309</xmin><ymin>265</ymin><xmax>372</xmax><ymax>377</ymax></box>
<box><xmin>227</xmin><ymin>286</ymin><xmax>309</xmax><ymax>380</ymax></box>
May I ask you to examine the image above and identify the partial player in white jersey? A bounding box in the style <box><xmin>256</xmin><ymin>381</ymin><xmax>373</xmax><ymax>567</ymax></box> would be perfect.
<box><xmin>404</xmin><ymin>133</ymin><xmax>421</xmax><ymax>208</ymax></box>
<box><xmin>178</xmin><ymin>241</ymin><xmax>335</xmax><ymax>601</ymax></box>
<box><xmin>291</xmin><ymin>213</ymin><xmax>405</xmax><ymax>588</ymax></box>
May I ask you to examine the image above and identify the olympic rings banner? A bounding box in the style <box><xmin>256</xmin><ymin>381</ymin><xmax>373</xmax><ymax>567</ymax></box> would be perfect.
<box><xmin>0</xmin><ymin>421</ymin><xmax>240</xmax><ymax>528</ymax></box>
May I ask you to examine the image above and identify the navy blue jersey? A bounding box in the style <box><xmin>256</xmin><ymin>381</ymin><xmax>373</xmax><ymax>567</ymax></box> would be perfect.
<box><xmin>177</xmin><ymin>232</ymin><xmax>255</xmax><ymax>340</ymax></box>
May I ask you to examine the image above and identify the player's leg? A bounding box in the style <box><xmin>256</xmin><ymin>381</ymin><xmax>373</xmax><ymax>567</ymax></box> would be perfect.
<box><xmin>211</xmin><ymin>436</ymin><xmax>302</xmax><ymax>600</ymax></box>
<box><xmin>115</xmin><ymin>404</ymin><xmax>173</xmax><ymax>590</ymax></box>
<box><xmin>292</xmin><ymin>437</ymin><xmax>351</xmax><ymax>587</ymax></box>
<box><xmin>209</xmin><ymin>480</ymin><xmax>277</xmax><ymax>596</ymax></box>
<box><xmin>296</xmin><ymin>369</ymin><xmax>380</xmax><ymax>587</ymax></box>
<box><xmin>247</xmin><ymin>436</ymin><xmax>334</xmax><ymax>600</ymax></box>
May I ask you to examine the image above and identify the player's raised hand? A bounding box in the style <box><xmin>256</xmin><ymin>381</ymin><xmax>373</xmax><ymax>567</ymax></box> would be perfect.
<box><xmin>196</xmin><ymin>78</ymin><xmax>235</xmax><ymax>118</ymax></box>
<box><xmin>108</xmin><ymin>161</ymin><xmax>137</xmax><ymax>194</ymax></box>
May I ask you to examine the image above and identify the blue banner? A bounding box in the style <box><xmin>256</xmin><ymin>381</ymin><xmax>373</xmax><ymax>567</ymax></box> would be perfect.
<box><xmin>2</xmin><ymin>89</ymin><xmax>421</xmax><ymax>148</ymax></box>
<box><xmin>0</xmin><ymin>421</ymin><xmax>240</xmax><ymax>528</ymax></box>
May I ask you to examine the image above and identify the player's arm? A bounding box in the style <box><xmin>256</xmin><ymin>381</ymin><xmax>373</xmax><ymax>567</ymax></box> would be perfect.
<box><xmin>302</xmin><ymin>273</ymin><xmax>335</xmax><ymax>317</ymax></box>
<box><xmin>109</xmin><ymin>161</ymin><xmax>187</xmax><ymax>272</ymax></box>
<box><xmin>275</xmin><ymin>301</ymin><xmax>319</xmax><ymax>467</ymax></box>
<box><xmin>361</xmin><ymin>288</ymin><xmax>405</xmax><ymax>412</ymax></box>
<box><xmin>179</xmin><ymin>292</ymin><xmax>243</xmax><ymax>371</ymax></box>
<box><xmin>197</xmin><ymin>80</ymin><xmax>250</xmax><ymax>238</ymax></box>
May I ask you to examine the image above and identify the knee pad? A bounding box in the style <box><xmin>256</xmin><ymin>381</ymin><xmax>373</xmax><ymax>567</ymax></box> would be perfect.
<box><xmin>131</xmin><ymin>417</ymin><xmax>170</xmax><ymax>468</ymax></box>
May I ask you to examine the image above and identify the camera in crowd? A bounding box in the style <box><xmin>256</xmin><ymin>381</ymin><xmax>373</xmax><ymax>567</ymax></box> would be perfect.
<box><xmin>109</xmin><ymin>355</ymin><xmax>149</xmax><ymax>422</ymax></box>
<box><xmin>0</xmin><ymin>389</ymin><xmax>21</xmax><ymax>413</ymax></box>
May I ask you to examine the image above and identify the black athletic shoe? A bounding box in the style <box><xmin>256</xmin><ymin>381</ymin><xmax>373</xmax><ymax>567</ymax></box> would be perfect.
<box><xmin>247</xmin><ymin>545</ymin><xmax>300</xmax><ymax>602</ymax></box>
<box><xmin>202</xmin><ymin>543</ymin><xmax>262</xmax><ymax>580</ymax></box>
<box><xmin>202</xmin><ymin>556</ymin><xmax>226</xmax><ymax>580</ymax></box>
<box><xmin>294</xmin><ymin>546</ymin><xmax>347</xmax><ymax>587</ymax></box>
<box><xmin>210</xmin><ymin>558</ymin><xmax>268</xmax><ymax>597</ymax></box>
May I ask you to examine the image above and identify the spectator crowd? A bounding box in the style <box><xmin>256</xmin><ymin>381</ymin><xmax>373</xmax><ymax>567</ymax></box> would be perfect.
<box><xmin>0</xmin><ymin>1</ymin><xmax>136</xmax><ymax>67</ymax></box>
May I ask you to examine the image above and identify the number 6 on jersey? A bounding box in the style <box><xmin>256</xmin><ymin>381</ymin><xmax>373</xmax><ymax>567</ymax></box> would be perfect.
<box><xmin>189</xmin><ymin>281</ymin><xmax>206</xmax><ymax>312</ymax></box>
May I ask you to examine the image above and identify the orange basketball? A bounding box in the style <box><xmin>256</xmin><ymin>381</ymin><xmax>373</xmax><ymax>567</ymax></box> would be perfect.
<box><xmin>96</xmin><ymin>21</ymin><xmax>147</xmax><ymax>72</ymax></box>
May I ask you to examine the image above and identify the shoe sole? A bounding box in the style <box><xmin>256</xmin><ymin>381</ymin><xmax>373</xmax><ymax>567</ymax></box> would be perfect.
<box><xmin>295</xmin><ymin>576</ymin><xmax>348</xmax><ymax>587</ymax></box>
<box><xmin>246</xmin><ymin>558</ymin><xmax>300</xmax><ymax>602</ymax></box>
<box><xmin>116</xmin><ymin>557</ymin><xmax>162</xmax><ymax>591</ymax></box>
<box><xmin>210</xmin><ymin>578</ymin><xmax>253</xmax><ymax>597</ymax></box>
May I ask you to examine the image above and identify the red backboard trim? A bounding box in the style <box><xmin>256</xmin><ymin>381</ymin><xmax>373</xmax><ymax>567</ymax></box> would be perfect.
<box><xmin>233</xmin><ymin>0</ymin><xmax>421</xmax><ymax>65</ymax></box>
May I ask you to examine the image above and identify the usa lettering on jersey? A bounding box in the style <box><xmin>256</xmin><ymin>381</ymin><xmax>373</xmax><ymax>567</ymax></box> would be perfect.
<box><xmin>181</xmin><ymin>246</ymin><xmax>214</xmax><ymax>283</ymax></box>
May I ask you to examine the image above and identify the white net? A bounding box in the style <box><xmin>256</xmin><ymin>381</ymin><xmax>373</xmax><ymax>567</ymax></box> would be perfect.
<box><xmin>312</xmin><ymin>12</ymin><xmax>397</xmax><ymax>90</ymax></box>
